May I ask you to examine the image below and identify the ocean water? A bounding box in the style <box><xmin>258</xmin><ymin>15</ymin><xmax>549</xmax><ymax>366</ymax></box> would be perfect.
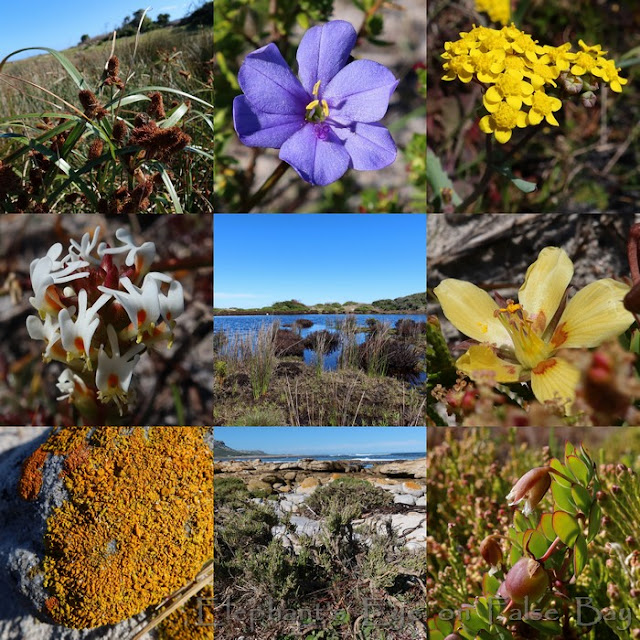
<box><xmin>223</xmin><ymin>451</ymin><xmax>425</xmax><ymax>465</ymax></box>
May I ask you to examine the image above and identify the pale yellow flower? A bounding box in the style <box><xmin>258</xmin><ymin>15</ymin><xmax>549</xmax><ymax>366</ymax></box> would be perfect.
<box><xmin>433</xmin><ymin>247</ymin><xmax>634</xmax><ymax>414</ymax></box>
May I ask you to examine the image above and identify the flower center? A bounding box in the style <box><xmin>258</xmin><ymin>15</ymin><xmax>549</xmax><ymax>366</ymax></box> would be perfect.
<box><xmin>305</xmin><ymin>80</ymin><xmax>330</xmax><ymax>123</ymax></box>
<box><xmin>494</xmin><ymin>301</ymin><xmax>553</xmax><ymax>370</ymax></box>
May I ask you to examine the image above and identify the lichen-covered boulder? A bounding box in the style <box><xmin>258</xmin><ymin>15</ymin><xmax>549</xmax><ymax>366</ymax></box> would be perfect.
<box><xmin>5</xmin><ymin>427</ymin><xmax>213</xmax><ymax>630</ymax></box>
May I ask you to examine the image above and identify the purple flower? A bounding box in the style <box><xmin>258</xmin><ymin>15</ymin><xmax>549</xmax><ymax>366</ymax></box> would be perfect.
<box><xmin>233</xmin><ymin>20</ymin><xmax>399</xmax><ymax>186</ymax></box>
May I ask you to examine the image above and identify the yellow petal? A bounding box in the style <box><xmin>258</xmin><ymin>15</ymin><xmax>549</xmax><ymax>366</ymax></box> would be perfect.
<box><xmin>494</xmin><ymin>127</ymin><xmax>512</xmax><ymax>144</ymax></box>
<box><xmin>456</xmin><ymin>344</ymin><xmax>522</xmax><ymax>383</ymax></box>
<box><xmin>479</xmin><ymin>115</ymin><xmax>493</xmax><ymax>133</ymax></box>
<box><xmin>518</xmin><ymin>247</ymin><xmax>573</xmax><ymax>334</ymax></box>
<box><xmin>528</xmin><ymin>109</ymin><xmax>544</xmax><ymax>125</ymax></box>
<box><xmin>551</xmin><ymin>279</ymin><xmax>634</xmax><ymax>349</ymax></box>
<box><xmin>531</xmin><ymin>357</ymin><xmax>579</xmax><ymax>415</ymax></box>
<box><xmin>434</xmin><ymin>279</ymin><xmax>511</xmax><ymax>346</ymax></box>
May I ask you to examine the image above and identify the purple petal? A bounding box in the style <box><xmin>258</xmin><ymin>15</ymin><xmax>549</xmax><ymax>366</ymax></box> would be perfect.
<box><xmin>296</xmin><ymin>20</ymin><xmax>357</xmax><ymax>95</ymax></box>
<box><xmin>325</xmin><ymin>60</ymin><xmax>398</xmax><ymax>123</ymax></box>
<box><xmin>238</xmin><ymin>43</ymin><xmax>308</xmax><ymax>115</ymax></box>
<box><xmin>333</xmin><ymin>122</ymin><xmax>397</xmax><ymax>171</ymax></box>
<box><xmin>279</xmin><ymin>124</ymin><xmax>350</xmax><ymax>186</ymax></box>
<box><xmin>233</xmin><ymin>96</ymin><xmax>304</xmax><ymax>148</ymax></box>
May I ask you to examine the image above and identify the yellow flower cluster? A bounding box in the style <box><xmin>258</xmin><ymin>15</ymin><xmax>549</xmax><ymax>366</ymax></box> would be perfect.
<box><xmin>475</xmin><ymin>0</ymin><xmax>510</xmax><ymax>26</ymax></box>
<box><xmin>442</xmin><ymin>25</ymin><xmax>627</xmax><ymax>143</ymax></box>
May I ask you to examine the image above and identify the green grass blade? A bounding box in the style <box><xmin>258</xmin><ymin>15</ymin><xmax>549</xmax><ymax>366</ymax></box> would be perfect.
<box><xmin>151</xmin><ymin>161</ymin><xmax>184</xmax><ymax>213</ymax></box>
<box><xmin>161</xmin><ymin>103</ymin><xmax>189</xmax><ymax>128</ymax></box>
<box><xmin>0</xmin><ymin>48</ymin><xmax>89</xmax><ymax>90</ymax></box>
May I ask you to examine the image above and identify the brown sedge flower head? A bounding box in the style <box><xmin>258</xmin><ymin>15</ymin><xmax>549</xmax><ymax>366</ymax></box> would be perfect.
<box><xmin>88</xmin><ymin>138</ymin><xmax>104</xmax><ymax>161</ymax></box>
<box><xmin>112</xmin><ymin>119</ymin><xmax>127</xmax><ymax>144</ymax></box>
<box><xmin>103</xmin><ymin>55</ymin><xmax>125</xmax><ymax>89</ymax></box>
<box><xmin>0</xmin><ymin>162</ymin><xmax>23</xmax><ymax>196</ymax></box>
<box><xmin>148</xmin><ymin>92</ymin><xmax>166</xmax><ymax>120</ymax></box>
<box><xmin>78</xmin><ymin>90</ymin><xmax>107</xmax><ymax>120</ymax></box>
<box><xmin>129</xmin><ymin>121</ymin><xmax>191</xmax><ymax>162</ymax></box>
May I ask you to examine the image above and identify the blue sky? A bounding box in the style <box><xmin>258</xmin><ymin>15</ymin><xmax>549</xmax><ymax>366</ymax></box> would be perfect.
<box><xmin>214</xmin><ymin>214</ymin><xmax>427</xmax><ymax>308</ymax></box>
<box><xmin>1</xmin><ymin>1</ymin><xmax>195</xmax><ymax>61</ymax></box>
<box><xmin>215</xmin><ymin>427</ymin><xmax>426</xmax><ymax>455</ymax></box>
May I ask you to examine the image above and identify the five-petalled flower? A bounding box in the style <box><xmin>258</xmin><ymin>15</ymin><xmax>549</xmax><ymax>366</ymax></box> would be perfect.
<box><xmin>434</xmin><ymin>246</ymin><xmax>634</xmax><ymax>414</ymax></box>
<box><xmin>233</xmin><ymin>20</ymin><xmax>398</xmax><ymax>186</ymax></box>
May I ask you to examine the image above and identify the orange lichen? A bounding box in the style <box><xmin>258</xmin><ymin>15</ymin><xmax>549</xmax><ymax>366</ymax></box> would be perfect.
<box><xmin>41</xmin><ymin>427</ymin><xmax>213</xmax><ymax>628</ymax></box>
<box><xmin>157</xmin><ymin>584</ymin><xmax>214</xmax><ymax>640</ymax></box>
<box><xmin>61</xmin><ymin>443</ymin><xmax>91</xmax><ymax>477</ymax></box>
<box><xmin>18</xmin><ymin>446</ymin><xmax>49</xmax><ymax>501</ymax></box>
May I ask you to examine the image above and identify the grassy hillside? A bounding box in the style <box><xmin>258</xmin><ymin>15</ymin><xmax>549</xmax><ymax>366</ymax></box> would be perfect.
<box><xmin>0</xmin><ymin>11</ymin><xmax>213</xmax><ymax>213</ymax></box>
<box><xmin>214</xmin><ymin>292</ymin><xmax>428</xmax><ymax>316</ymax></box>
<box><xmin>214</xmin><ymin>440</ymin><xmax>266</xmax><ymax>459</ymax></box>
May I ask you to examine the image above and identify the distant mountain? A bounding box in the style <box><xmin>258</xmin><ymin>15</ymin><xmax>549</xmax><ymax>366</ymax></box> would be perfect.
<box><xmin>214</xmin><ymin>292</ymin><xmax>427</xmax><ymax>315</ymax></box>
<box><xmin>214</xmin><ymin>440</ymin><xmax>266</xmax><ymax>458</ymax></box>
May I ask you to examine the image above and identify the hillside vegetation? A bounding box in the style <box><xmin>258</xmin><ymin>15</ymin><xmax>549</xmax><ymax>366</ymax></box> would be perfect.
<box><xmin>214</xmin><ymin>292</ymin><xmax>427</xmax><ymax>316</ymax></box>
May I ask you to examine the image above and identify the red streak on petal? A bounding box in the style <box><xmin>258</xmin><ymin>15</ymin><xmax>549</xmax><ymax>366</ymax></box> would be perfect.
<box><xmin>74</xmin><ymin>337</ymin><xmax>84</xmax><ymax>353</ymax></box>
<box><xmin>551</xmin><ymin>323</ymin><xmax>568</xmax><ymax>349</ymax></box>
<box><xmin>533</xmin><ymin>358</ymin><xmax>557</xmax><ymax>375</ymax></box>
<box><xmin>137</xmin><ymin>309</ymin><xmax>147</xmax><ymax>325</ymax></box>
<box><xmin>107</xmin><ymin>374</ymin><xmax>119</xmax><ymax>388</ymax></box>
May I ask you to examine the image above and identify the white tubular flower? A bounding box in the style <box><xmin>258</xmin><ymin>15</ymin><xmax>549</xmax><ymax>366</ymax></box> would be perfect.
<box><xmin>58</xmin><ymin>290</ymin><xmax>112</xmax><ymax>369</ymax></box>
<box><xmin>29</xmin><ymin>254</ymin><xmax>90</xmax><ymax>316</ymax></box>
<box><xmin>99</xmin><ymin>228</ymin><xmax>156</xmax><ymax>280</ymax></box>
<box><xmin>145</xmin><ymin>272</ymin><xmax>184</xmax><ymax>324</ymax></box>
<box><xmin>98</xmin><ymin>276</ymin><xmax>160</xmax><ymax>342</ymax></box>
<box><xmin>96</xmin><ymin>325</ymin><xmax>145</xmax><ymax>414</ymax></box>
<box><xmin>26</xmin><ymin>314</ymin><xmax>66</xmax><ymax>362</ymax></box>
<box><xmin>68</xmin><ymin>226</ymin><xmax>102</xmax><ymax>265</ymax></box>
<box><xmin>56</xmin><ymin>368</ymin><xmax>90</xmax><ymax>402</ymax></box>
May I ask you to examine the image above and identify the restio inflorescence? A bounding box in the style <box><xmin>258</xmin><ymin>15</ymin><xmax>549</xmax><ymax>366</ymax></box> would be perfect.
<box><xmin>18</xmin><ymin>427</ymin><xmax>213</xmax><ymax>629</ymax></box>
<box><xmin>26</xmin><ymin>226</ymin><xmax>184</xmax><ymax>419</ymax></box>
<box><xmin>442</xmin><ymin>24</ymin><xmax>627</xmax><ymax>143</ymax></box>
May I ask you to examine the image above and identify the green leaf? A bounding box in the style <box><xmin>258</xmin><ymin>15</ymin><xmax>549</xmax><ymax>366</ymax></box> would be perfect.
<box><xmin>513</xmin><ymin>510</ymin><xmax>531</xmax><ymax>532</ymax></box>
<box><xmin>564</xmin><ymin>441</ymin><xmax>577</xmax><ymax>460</ymax></box>
<box><xmin>161</xmin><ymin>103</ymin><xmax>189</xmax><ymax>129</ymax></box>
<box><xmin>566</xmin><ymin>455</ymin><xmax>590</xmax><ymax>485</ymax></box>
<box><xmin>574</xmin><ymin>533</ymin><xmax>588</xmax><ymax>577</ymax></box>
<box><xmin>0</xmin><ymin>47</ymin><xmax>89</xmax><ymax>90</ymax></box>
<box><xmin>152</xmin><ymin>162</ymin><xmax>184</xmax><ymax>213</ymax></box>
<box><xmin>550</xmin><ymin>458</ymin><xmax>573</xmax><ymax>486</ymax></box>
<box><xmin>571</xmin><ymin>484</ymin><xmax>592</xmax><ymax>514</ymax></box>
<box><xmin>524</xmin><ymin>618</ymin><xmax>563</xmax><ymax>634</ymax></box>
<box><xmin>483</xmin><ymin>572</ymin><xmax>501</xmax><ymax>597</ymax></box>
<box><xmin>494</xmin><ymin>164</ymin><xmax>537</xmax><ymax>192</ymax></box>
<box><xmin>587</xmin><ymin>501</ymin><xmax>602</xmax><ymax>542</ymax></box>
<box><xmin>427</xmin><ymin>147</ymin><xmax>462</xmax><ymax>207</ymax></box>
<box><xmin>553</xmin><ymin>510</ymin><xmax>581</xmax><ymax>547</ymax></box>
<box><xmin>523</xmin><ymin>529</ymin><xmax>549</xmax><ymax>558</ymax></box>
<box><xmin>538</xmin><ymin>513</ymin><xmax>556</xmax><ymax>542</ymax></box>
<box><xmin>551</xmin><ymin>480</ymin><xmax>577</xmax><ymax>514</ymax></box>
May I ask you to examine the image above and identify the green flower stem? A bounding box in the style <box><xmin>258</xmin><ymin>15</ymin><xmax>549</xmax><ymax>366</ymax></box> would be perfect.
<box><xmin>456</xmin><ymin>134</ymin><xmax>494</xmax><ymax>213</ymax></box>
<box><xmin>456</xmin><ymin>127</ymin><xmax>540</xmax><ymax>213</ymax></box>
<box><xmin>243</xmin><ymin>159</ymin><xmax>289</xmax><ymax>212</ymax></box>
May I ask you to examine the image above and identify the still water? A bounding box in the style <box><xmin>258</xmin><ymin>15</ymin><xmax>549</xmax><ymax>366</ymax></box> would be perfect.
<box><xmin>214</xmin><ymin>313</ymin><xmax>426</xmax><ymax>380</ymax></box>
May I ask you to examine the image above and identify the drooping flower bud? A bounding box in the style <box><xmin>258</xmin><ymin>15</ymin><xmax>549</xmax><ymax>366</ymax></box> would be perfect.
<box><xmin>503</xmin><ymin>557</ymin><xmax>550</xmax><ymax>604</ymax></box>
<box><xmin>581</xmin><ymin>90</ymin><xmax>597</xmax><ymax>108</ymax></box>
<box><xmin>480</xmin><ymin>534</ymin><xmax>503</xmax><ymax>568</ymax></box>
<box><xmin>506</xmin><ymin>467</ymin><xmax>551</xmax><ymax>516</ymax></box>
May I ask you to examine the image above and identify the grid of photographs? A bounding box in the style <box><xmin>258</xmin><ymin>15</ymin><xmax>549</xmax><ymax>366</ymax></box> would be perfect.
<box><xmin>0</xmin><ymin>2</ymin><xmax>429</xmax><ymax>639</ymax></box>
<box><xmin>427</xmin><ymin>1</ymin><xmax>640</xmax><ymax>639</ymax></box>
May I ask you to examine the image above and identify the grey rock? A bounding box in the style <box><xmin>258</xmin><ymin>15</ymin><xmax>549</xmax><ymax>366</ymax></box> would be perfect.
<box><xmin>394</xmin><ymin>494</ymin><xmax>417</xmax><ymax>506</ymax></box>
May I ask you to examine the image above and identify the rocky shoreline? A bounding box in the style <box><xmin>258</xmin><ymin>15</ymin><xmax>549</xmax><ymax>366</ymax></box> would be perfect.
<box><xmin>215</xmin><ymin>457</ymin><xmax>426</xmax><ymax>551</ymax></box>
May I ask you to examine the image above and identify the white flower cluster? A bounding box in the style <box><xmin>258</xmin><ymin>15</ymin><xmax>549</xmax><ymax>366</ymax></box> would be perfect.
<box><xmin>26</xmin><ymin>227</ymin><xmax>184</xmax><ymax>416</ymax></box>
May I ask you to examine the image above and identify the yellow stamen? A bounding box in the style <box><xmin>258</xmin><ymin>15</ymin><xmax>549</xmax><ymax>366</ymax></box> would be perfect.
<box><xmin>312</xmin><ymin>80</ymin><xmax>321</xmax><ymax>96</ymax></box>
<box><xmin>321</xmin><ymin>99</ymin><xmax>329</xmax><ymax>117</ymax></box>
<box><xmin>478</xmin><ymin>322</ymin><xmax>488</xmax><ymax>334</ymax></box>
<box><xmin>499</xmin><ymin>303</ymin><xmax>522</xmax><ymax>314</ymax></box>
<box><xmin>306</xmin><ymin>99</ymin><xmax>320</xmax><ymax>110</ymax></box>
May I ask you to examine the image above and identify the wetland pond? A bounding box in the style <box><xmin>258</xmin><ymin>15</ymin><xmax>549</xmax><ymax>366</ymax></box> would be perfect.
<box><xmin>214</xmin><ymin>313</ymin><xmax>426</xmax><ymax>383</ymax></box>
